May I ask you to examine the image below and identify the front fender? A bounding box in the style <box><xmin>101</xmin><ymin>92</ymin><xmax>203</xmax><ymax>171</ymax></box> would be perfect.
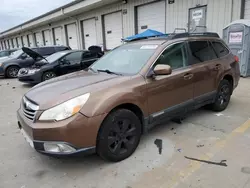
<box><xmin>80</xmin><ymin>90</ymin><xmax>147</xmax><ymax>118</ymax></box>
<box><xmin>2</xmin><ymin>62</ymin><xmax>20</xmax><ymax>72</ymax></box>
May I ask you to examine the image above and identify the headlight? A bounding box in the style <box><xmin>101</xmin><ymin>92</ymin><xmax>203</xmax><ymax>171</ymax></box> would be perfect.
<box><xmin>39</xmin><ymin>93</ymin><xmax>90</xmax><ymax>121</ymax></box>
<box><xmin>28</xmin><ymin>69</ymin><xmax>40</xmax><ymax>74</ymax></box>
<box><xmin>0</xmin><ymin>62</ymin><xmax>2</xmax><ymax>67</ymax></box>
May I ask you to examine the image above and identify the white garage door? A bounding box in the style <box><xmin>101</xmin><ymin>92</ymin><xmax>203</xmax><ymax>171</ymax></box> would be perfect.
<box><xmin>28</xmin><ymin>34</ymin><xmax>35</xmax><ymax>47</ymax></box>
<box><xmin>137</xmin><ymin>1</ymin><xmax>166</xmax><ymax>33</ymax></box>
<box><xmin>17</xmin><ymin>37</ymin><xmax>22</xmax><ymax>48</ymax></box>
<box><xmin>82</xmin><ymin>18</ymin><xmax>97</xmax><ymax>50</ymax></box>
<box><xmin>66</xmin><ymin>23</ymin><xmax>78</xmax><ymax>49</ymax></box>
<box><xmin>35</xmin><ymin>32</ymin><xmax>43</xmax><ymax>47</ymax></box>
<box><xmin>6</xmin><ymin>40</ymin><xmax>10</xmax><ymax>49</ymax></box>
<box><xmin>245</xmin><ymin>0</ymin><xmax>250</xmax><ymax>18</ymax></box>
<box><xmin>53</xmin><ymin>27</ymin><xmax>63</xmax><ymax>46</ymax></box>
<box><xmin>43</xmin><ymin>30</ymin><xmax>52</xmax><ymax>46</ymax></box>
<box><xmin>104</xmin><ymin>11</ymin><xmax>123</xmax><ymax>50</ymax></box>
<box><xmin>22</xmin><ymin>35</ymin><xmax>29</xmax><ymax>47</ymax></box>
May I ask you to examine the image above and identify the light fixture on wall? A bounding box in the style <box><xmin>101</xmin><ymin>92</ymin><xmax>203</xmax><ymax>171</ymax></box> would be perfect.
<box><xmin>122</xmin><ymin>0</ymin><xmax>127</xmax><ymax>4</ymax></box>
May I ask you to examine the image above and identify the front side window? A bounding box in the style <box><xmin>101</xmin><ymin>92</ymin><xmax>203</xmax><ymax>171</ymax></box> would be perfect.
<box><xmin>212</xmin><ymin>41</ymin><xmax>229</xmax><ymax>58</ymax></box>
<box><xmin>64</xmin><ymin>52</ymin><xmax>82</xmax><ymax>62</ymax></box>
<box><xmin>91</xmin><ymin>44</ymin><xmax>157</xmax><ymax>74</ymax></box>
<box><xmin>154</xmin><ymin>42</ymin><xmax>187</xmax><ymax>70</ymax></box>
<box><xmin>189</xmin><ymin>41</ymin><xmax>217</xmax><ymax>64</ymax></box>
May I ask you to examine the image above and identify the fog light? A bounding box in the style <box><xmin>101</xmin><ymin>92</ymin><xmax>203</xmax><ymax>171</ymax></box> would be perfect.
<box><xmin>44</xmin><ymin>143</ymin><xmax>76</xmax><ymax>153</ymax></box>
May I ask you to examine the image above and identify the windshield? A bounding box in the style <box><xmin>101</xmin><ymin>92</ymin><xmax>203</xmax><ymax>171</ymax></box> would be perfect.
<box><xmin>9</xmin><ymin>50</ymin><xmax>23</xmax><ymax>58</ymax></box>
<box><xmin>91</xmin><ymin>44</ymin><xmax>157</xmax><ymax>75</ymax></box>
<box><xmin>44</xmin><ymin>51</ymin><xmax>68</xmax><ymax>63</ymax></box>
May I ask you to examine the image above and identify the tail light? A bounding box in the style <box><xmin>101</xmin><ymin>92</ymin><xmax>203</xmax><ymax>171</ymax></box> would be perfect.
<box><xmin>234</xmin><ymin>55</ymin><xmax>239</xmax><ymax>63</ymax></box>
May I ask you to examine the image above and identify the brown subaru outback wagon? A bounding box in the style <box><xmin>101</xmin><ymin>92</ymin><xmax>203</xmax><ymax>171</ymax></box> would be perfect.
<box><xmin>17</xmin><ymin>32</ymin><xmax>240</xmax><ymax>162</ymax></box>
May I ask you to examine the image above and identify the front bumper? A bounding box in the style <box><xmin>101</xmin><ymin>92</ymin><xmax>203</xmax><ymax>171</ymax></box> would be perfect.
<box><xmin>17</xmin><ymin>108</ymin><xmax>106</xmax><ymax>156</ymax></box>
<box><xmin>18</xmin><ymin>72</ymin><xmax>42</xmax><ymax>84</ymax></box>
<box><xmin>0</xmin><ymin>66</ymin><xmax>5</xmax><ymax>76</ymax></box>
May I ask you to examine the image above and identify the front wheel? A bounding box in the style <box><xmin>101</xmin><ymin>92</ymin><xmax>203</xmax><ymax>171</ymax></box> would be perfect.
<box><xmin>42</xmin><ymin>71</ymin><xmax>56</xmax><ymax>82</ymax></box>
<box><xmin>97</xmin><ymin>109</ymin><xmax>142</xmax><ymax>162</ymax></box>
<box><xmin>211</xmin><ymin>79</ymin><xmax>232</xmax><ymax>112</ymax></box>
<box><xmin>6</xmin><ymin>66</ymin><xmax>20</xmax><ymax>78</ymax></box>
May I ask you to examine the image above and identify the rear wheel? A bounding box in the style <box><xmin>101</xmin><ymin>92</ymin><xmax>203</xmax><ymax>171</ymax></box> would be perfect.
<box><xmin>211</xmin><ymin>79</ymin><xmax>232</xmax><ymax>112</ymax></box>
<box><xmin>97</xmin><ymin>109</ymin><xmax>142</xmax><ymax>162</ymax></box>
<box><xmin>42</xmin><ymin>71</ymin><xmax>56</xmax><ymax>81</ymax></box>
<box><xmin>6</xmin><ymin>66</ymin><xmax>20</xmax><ymax>78</ymax></box>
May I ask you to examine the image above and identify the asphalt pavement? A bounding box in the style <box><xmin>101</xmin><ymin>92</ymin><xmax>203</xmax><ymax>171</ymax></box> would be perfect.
<box><xmin>0</xmin><ymin>77</ymin><xmax>250</xmax><ymax>188</ymax></box>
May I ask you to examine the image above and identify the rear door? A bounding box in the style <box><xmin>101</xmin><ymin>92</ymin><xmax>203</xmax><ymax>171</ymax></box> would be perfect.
<box><xmin>81</xmin><ymin>51</ymin><xmax>99</xmax><ymax>69</ymax></box>
<box><xmin>187</xmin><ymin>40</ymin><xmax>223</xmax><ymax>107</ymax></box>
<box><xmin>146</xmin><ymin>42</ymin><xmax>194</xmax><ymax>125</ymax></box>
<box><xmin>59</xmin><ymin>51</ymin><xmax>83</xmax><ymax>75</ymax></box>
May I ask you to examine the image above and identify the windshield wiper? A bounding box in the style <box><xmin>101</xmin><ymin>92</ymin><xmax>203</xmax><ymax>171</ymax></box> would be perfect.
<box><xmin>97</xmin><ymin>69</ymin><xmax>122</xmax><ymax>75</ymax></box>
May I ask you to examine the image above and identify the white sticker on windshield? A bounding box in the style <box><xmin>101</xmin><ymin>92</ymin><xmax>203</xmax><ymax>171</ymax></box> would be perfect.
<box><xmin>140</xmin><ymin>45</ymin><xmax>158</xmax><ymax>49</ymax></box>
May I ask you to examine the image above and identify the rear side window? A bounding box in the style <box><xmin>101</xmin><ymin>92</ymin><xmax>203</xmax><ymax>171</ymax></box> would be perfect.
<box><xmin>38</xmin><ymin>47</ymin><xmax>55</xmax><ymax>56</ymax></box>
<box><xmin>188</xmin><ymin>41</ymin><xmax>217</xmax><ymax>64</ymax></box>
<box><xmin>82</xmin><ymin>51</ymin><xmax>97</xmax><ymax>59</ymax></box>
<box><xmin>212</xmin><ymin>41</ymin><xmax>229</xmax><ymax>58</ymax></box>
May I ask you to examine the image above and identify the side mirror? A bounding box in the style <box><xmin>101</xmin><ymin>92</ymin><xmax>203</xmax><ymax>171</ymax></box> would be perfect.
<box><xmin>153</xmin><ymin>64</ymin><xmax>172</xmax><ymax>76</ymax></box>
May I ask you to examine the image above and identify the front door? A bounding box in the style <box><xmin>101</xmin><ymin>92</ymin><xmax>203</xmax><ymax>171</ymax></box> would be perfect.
<box><xmin>146</xmin><ymin>42</ymin><xmax>194</xmax><ymax>125</ymax></box>
<box><xmin>59</xmin><ymin>51</ymin><xmax>83</xmax><ymax>75</ymax></box>
<box><xmin>188</xmin><ymin>6</ymin><xmax>207</xmax><ymax>33</ymax></box>
<box><xmin>187</xmin><ymin>40</ymin><xmax>223</xmax><ymax>107</ymax></box>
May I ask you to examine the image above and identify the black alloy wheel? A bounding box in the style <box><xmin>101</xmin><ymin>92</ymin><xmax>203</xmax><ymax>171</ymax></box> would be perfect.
<box><xmin>211</xmin><ymin>79</ymin><xmax>232</xmax><ymax>112</ymax></box>
<box><xmin>42</xmin><ymin>71</ymin><xmax>56</xmax><ymax>81</ymax></box>
<box><xmin>97</xmin><ymin>109</ymin><xmax>141</xmax><ymax>162</ymax></box>
<box><xmin>6</xmin><ymin>66</ymin><xmax>20</xmax><ymax>78</ymax></box>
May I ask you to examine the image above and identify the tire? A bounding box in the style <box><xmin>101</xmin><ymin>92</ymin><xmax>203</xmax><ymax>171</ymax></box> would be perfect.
<box><xmin>42</xmin><ymin>71</ymin><xmax>56</xmax><ymax>81</ymax></box>
<box><xmin>6</xmin><ymin>66</ymin><xmax>20</xmax><ymax>78</ymax></box>
<box><xmin>211</xmin><ymin>79</ymin><xmax>232</xmax><ymax>112</ymax></box>
<box><xmin>97</xmin><ymin>109</ymin><xmax>142</xmax><ymax>162</ymax></box>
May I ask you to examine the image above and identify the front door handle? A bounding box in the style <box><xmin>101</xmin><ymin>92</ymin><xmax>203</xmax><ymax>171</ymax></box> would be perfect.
<box><xmin>214</xmin><ymin>64</ymin><xmax>221</xmax><ymax>71</ymax></box>
<box><xmin>183</xmin><ymin>73</ymin><xmax>194</xmax><ymax>80</ymax></box>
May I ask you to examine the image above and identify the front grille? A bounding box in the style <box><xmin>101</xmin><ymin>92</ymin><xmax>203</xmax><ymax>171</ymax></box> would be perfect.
<box><xmin>22</xmin><ymin>97</ymin><xmax>39</xmax><ymax>121</ymax></box>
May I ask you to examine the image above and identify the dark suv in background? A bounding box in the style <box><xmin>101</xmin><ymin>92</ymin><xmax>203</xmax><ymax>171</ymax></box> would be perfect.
<box><xmin>0</xmin><ymin>45</ymin><xmax>70</xmax><ymax>78</ymax></box>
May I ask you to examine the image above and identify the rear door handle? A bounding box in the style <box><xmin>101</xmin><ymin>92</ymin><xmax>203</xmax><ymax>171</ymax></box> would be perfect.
<box><xmin>183</xmin><ymin>73</ymin><xmax>194</xmax><ymax>80</ymax></box>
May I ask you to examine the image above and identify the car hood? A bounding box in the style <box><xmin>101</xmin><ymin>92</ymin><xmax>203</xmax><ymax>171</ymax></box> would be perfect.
<box><xmin>25</xmin><ymin>70</ymin><xmax>129</xmax><ymax>110</ymax></box>
<box><xmin>22</xmin><ymin>47</ymin><xmax>44</xmax><ymax>60</ymax></box>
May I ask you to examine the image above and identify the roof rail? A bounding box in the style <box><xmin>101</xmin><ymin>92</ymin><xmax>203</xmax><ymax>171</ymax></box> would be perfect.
<box><xmin>169</xmin><ymin>32</ymin><xmax>220</xmax><ymax>40</ymax></box>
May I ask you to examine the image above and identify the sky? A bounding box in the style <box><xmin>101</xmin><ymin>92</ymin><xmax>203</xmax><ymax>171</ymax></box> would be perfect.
<box><xmin>0</xmin><ymin>0</ymin><xmax>73</xmax><ymax>32</ymax></box>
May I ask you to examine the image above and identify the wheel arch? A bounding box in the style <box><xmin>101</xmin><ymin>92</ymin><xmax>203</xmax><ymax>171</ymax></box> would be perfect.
<box><xmin>222</xmin><ymin>74</ymin><xmax>234</xmax><ymax>93</ymax></box>
<box><xmin>4</xmin><ymin>64</ymin><xmax>20</xmax><ymax>77</ymax></box>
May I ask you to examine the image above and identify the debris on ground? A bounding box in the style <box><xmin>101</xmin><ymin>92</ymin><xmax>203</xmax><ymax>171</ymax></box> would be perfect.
<box><xmin>197</xmin><ymin>144</ymin><xmax>204</xmax><ymax>148</ymax></box>
<box><xmin>154</xmin><ymin>139</ymin><xmax>163</xmax><ymax>155</ymax></box>
<box><xmin>177</xmin><ymin>149</ymin><xmax>182</xmax><ymax>152</ymax></box>
<box><xmin>12</xmin><ymin>87</ymin><xmax>16</xmax><ymax>89</ymax></box>
<box><xmin>185</xmin><ymin>156</ymin><xmax>227</xmax><ymax>167</ymax></box>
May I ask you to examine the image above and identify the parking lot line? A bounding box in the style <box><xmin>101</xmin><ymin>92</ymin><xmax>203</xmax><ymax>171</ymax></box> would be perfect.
<box><xmin>133</xmin><ymin>119</ymin><xmax>250</xmax><ymax>188</ymax></box>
